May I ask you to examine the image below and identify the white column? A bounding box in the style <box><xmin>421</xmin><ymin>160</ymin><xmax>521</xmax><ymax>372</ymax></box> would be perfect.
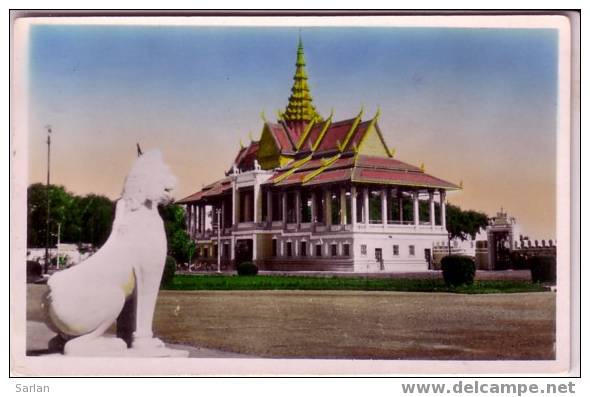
<box><xmin>429</xmin><ymin>191</ymin><xmax>435</xmax><ymax>228</ymax></box>
<box><xmin>340</xmin><ymin>187</ymin><xmax>347</xmax><ymax>225</ymax></box>
<box><xmin>231</xmin><ymin>181</ymin><xmax>238</xmax><ymax>226</ymax></box>
<box><xmin>363</xmin><ymin>187</ymin><xmax>369</xmax><ymax>225</ymax></box>
<box><xmin>221</xmin><ymin>200</ymin><xmax>226</xmax><ymax>232</ymax></box>
<box><xmin>351</xmin><ymin>186</ymin><xmax>357</xmax><ymax>226</ymax></box>
<box><xmin>381</xmin><ymin>188</ymin><xmax>388</xmax><ymax>226</ymax></box>
<box><xmin>198</xmin><ymin>205</ymin><xmax>202</xmax><ymax>233</ymax></box>
<box><xmin>253</xmin><ymin>181</ymin><xmax>260</xmax><ymax>224</ymax></box>
<box><xmin>311</xmin><ymin>191</ymin><xmax>317</xmax><ymax>223</ymax></box>
<box><xmin>325</xmin><ymin>189</ymin><xmax>332</xmax><ymax>226</ymax></box>
<box><xmin>230</xmin><ymin>236</ymin><xmax>235</xmax><ymax>260</ymax></box>
<box><xmin>252</xmin><ymin>235</ymin><xmax>258</xmax><ymax>260</ymax></box>
<box><xmin>296</xmin><ymin>190</ymin><xmax>302</xmax><ymax>228</ymax></box>
<box><xmin>440</xmin><ymin>190</ymin><xmax>447</xmax><ymax>230</ymax></box>
<box><xmin>413</xmin><ymin>191</ymin><xmax>419</xmax><ymax>226</ymax></box>
<box><xmin>191</xmin><ymin>204</ymin><xmax>199</xmax><ymax>237</ymax></box>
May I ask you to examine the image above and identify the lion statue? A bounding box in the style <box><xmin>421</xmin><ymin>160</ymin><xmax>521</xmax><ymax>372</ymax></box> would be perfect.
<box><xmin>43</xmin><ymin>149</ymin><xmax>185</xmax><ymax>356</ymax></box>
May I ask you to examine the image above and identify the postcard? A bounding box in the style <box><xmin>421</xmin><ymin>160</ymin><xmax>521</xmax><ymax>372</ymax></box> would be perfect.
<box><xmin>10</xmin><ymin>12</ymin><xmax>577</xmax><ymax>376</ymax></box>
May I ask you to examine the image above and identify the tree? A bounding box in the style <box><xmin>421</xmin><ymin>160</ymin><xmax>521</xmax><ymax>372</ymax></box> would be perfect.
<box><xmin>27</xmin><ymin>183</ymin><xmax>114</xmax><ymax>248</ymax></box>
<box><xmin>158</xmin><ymin>203</ymin><xmax>196</xmax><ymax>264</ymax></box>
<box><xmin>446</xmin><ymin>203</ymin><xmax>488</xmax><ymax>241</ymax></box>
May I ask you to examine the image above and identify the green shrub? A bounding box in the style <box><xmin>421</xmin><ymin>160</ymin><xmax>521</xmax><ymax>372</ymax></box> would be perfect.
<box><xmin>441</xmin><ymin>255</ymin><xmax>476</xmax><ymax>286</ymax></box>
<box><xmin>237</xmin><ymin>261</ymin><xmax>258</xmax><ymax>276</ymax></box>
<box><xmin>528</xmin><ymin>256</ymin><xmax>556</xmax><ymax>284</ymax></box>
<box><xmin>160</xmin><ymin>256</ymin><xmax>177</xmax><ymax>287</ymax></box>
<box><xmin>509</xmin><ymin>251</ymin><xmax>529</xmax><ymax>270</ymax></box>
<box><xmin>26</xmin><ymin>260</ymin><xmax>42</xmax><ymax>283</ymax></box>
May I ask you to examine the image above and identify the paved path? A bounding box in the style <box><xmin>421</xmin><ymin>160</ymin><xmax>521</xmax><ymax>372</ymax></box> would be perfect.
<box><xmin>26</xmin><ymin>320</ymin><xmax>250</xmax><ymax>358</ymax></box>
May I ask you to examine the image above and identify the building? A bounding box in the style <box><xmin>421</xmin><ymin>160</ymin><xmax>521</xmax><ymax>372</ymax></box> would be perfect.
<box><xmin>178</xmin><ymin>39</ymin><xmax>460</xmax><ymax>272</ymax></box>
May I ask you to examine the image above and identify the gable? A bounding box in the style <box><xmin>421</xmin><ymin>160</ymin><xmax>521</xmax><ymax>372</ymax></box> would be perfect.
<box><xmin>356</xmin><ymin>124</ymin><xmax>390</xmax><ymax>157</ymax></box>
<box><xmin>257</xmin><ymin>124</ymin><xmax>282</xmax><ymax>170</ymax></box>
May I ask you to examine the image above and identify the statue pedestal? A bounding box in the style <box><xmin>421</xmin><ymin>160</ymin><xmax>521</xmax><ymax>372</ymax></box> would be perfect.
<box><xmin>61</xmin><ymin>336</ymin><xmax>189</xmax><ymax>357</ymax></box>
<box><xmin>125</xmin><ymin>346</ymin><xmax>189</xmax><ymax>358</ymax></box>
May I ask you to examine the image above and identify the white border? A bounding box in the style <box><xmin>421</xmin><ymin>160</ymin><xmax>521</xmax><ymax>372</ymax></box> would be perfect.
<box><xmin>10</xmin><ymin>14</ymin><xmax>574</xmax><ymax>376</ymax></box>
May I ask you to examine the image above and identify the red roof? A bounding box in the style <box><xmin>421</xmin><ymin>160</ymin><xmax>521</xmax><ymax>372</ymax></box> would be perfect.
<box><xmin>315</xmin><ymin>118</ymin><xmax>355</xmax><ymax>152</ymax></box>
<box><xmin>176</xmin><ymin>177</ymin><xmax>232</xmax><ymax>204</ymax></box>
<box><xmin>233</xmin><ymin>141</ymin><xmax>260</xmax><ymax>170</ymax></box>
<box><xmin>267</xmin><ymin>122</ymin><xmax>295</xmax><ymax>152</ymax></box>
<box><xmin>352</xmin><ymin>168</ymin><xmax>459</xmax><ymax>189</ymax></box>
<box><xmin>355</xmin><ymin>155</ymin><xmax>421</xmax><ymax>172</ymax></box>
<box><xmin>343</xmin><ymin>120</ymin><xmax>371</xmax><ymax>152</ymax></box>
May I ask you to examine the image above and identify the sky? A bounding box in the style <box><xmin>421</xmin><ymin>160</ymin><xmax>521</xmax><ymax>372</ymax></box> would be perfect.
<box><xmin>26</xmin><ymin>23</ymin><xmax>559</xmax><ymax>239</ymax></box>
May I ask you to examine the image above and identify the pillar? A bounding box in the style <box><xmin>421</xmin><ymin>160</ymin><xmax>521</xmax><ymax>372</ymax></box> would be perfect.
<box><xmin>340</xmin><ymin>187</ymin><xmax>347</xmax><ymax>225</ymax></box>
<box><xmin>311</xmin><ymin>191</ymin><xmax>317</xmax><ymax>224</ymax></box>
<box><xmin>351</xmin><ymin>186</ymin><xmax>357</xmax><ymax>225</ymax></box>
<box><xmin>363</xmin><ymin>187</ymin><xmax>369</xmax><ymax>225</ymax></box>
<box><xmin>413</xmin><ymin>191</ymin><xmax>419</xmax><ymax>226</ymax></box>
<box><xmin>381</xmin><ymin>188</ymin><xmax>388</xmax><ymax>225</ymax></box>
<box><xmin>296</xmin><ymin>190</ymin><xmax>302</xmax><ymax>228</ymax></box>
<box><xmin>440</xmin><ymin>190</ymin><xmax>447</xmax><ymax>230</ymax></box>
<box><xmin>253</xmin><ymin>182</ymin><xmax>260</xmax><ymax>223</ymax></box>
<box><xmin>325</xmin><ymin>189</ymin><xmax>332</xmax><ymax>226</ymax></box>
<box><xmin>191</xmin><ymin>204</ymin><xmax>199</xmax><ymax>237</ymax></box>
<box><xmin>429</xmin><ymin>190</ymin><xmax>435</xmax><ymax>228</ymax></box>
<box><xmin>232</xmin><ymin>182</ymin><xmax>238</xmax><ymax>226</ymax></box>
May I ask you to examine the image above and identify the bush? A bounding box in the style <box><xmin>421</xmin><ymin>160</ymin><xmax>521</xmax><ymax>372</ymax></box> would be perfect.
<box><xmin>26</xmin><ymin>260</ymin><xmax>43</xmax><ymax>283</ymax></box>
<box><xmin>528</xmin><ymin>256</ymin><xmax>556</xmax><ymax>284</ymax></box>
<box><xmin>160</xmin><ymin>256</ymin><xmax>177</xmax><ymax>287</ymax></box>
<box><xmin>441</xmin><ymin>255</ymin><xmax>476</xmax><ymax>287</ymax></box>
<box><xmin>237</xmin><ymin>261</ymin><xmax>258</xmax><ymax>276</ymax></box>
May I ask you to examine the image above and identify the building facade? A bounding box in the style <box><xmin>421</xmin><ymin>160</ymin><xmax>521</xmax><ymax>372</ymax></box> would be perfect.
<box><xmin>178</xmin><ymin>39</ymin><xmax>460</xmax><ymax>272</ymax></box>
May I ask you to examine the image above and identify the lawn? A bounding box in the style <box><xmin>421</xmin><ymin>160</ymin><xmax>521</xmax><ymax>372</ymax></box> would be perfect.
<box><xmin>164</xmin><ymin>274</ymin><xmax>547</xmax><ymax>294</ymax></box>
<box><xmin>27</xmin><ymin>284</ymin><xmax>555</xmax><ymax>360</ymax></box>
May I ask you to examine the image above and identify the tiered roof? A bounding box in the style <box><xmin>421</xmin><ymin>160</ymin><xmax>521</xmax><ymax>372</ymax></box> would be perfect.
<box><xmin>279</xmin><ymin>37</ymin><xmax>322</xmax><ymax>136</ymax></box>
<box><xmin>178</xmin><ymin>38</ymin><xmax>460</xmax><ymax>205</ymax></box>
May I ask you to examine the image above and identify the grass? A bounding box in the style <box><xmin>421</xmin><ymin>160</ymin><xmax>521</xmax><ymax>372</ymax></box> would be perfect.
<box><xmin>163</xmin><ymin>274</ymin><xmax>547</xmax><ymax>294</ymax></box>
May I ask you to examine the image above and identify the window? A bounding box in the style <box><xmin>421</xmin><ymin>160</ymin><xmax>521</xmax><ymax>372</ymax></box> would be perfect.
<box><xmin>409</xmin><ymin>245</ymin><xmax>415</xmax><ymax>256</ymax></box>
<box><xmin>301</xmin><ymin>241</ymin><xmax>307</xmax><ymax>257</ymax></box>
<box><xmin>223</xmin><ymin>243</ymin><xmax>229</xmax><ymax>259</ymax></box>
<box><xmin>272</xmin><ymin>239</ymin><xmax>278</xmax><ymax>257</ymax></box>
<box><xmin>343</xmin><ymin>244</ymin><xmax>350</xmax><ymax>257</ymax></box>
<box><xmin>331</xmin><ymin>244</ymin><xmax>338</xmax><ymax>257</ymax></box>
<box><xmin>203</xmin><ymin>248</ymin><xmax>209</xmax><ymax>258</ymax></box>
<box><xmin>286</xmin><ymin>242</ymin><xmax>292</xmax><ymax>257</ymax></box>
<box><xmin>361</xmin><ymin>244</ymin><xmax>367</xmax><ymax>255</ymax></box>
<box><xmin>393</xmin><ymin>245</ymin><xmax>399</xmax><ymax>256</ymax></box>
<box><xmin>315</xmin><ymin>244</ymin><xmax>323</xmax><ymax>257</ymax></box>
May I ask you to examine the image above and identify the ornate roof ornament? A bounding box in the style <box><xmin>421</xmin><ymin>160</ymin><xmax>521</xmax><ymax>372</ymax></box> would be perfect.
<box><xmin>280</xmin><ymin>36</ymin><xmax>322</xmax><ymax>125</ymax></box>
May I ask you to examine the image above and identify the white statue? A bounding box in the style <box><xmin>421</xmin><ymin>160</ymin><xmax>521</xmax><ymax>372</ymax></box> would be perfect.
<box><xmin>43</xmin><ymin>149</ymin><xmax>187</xmax><ymax>357</ymax></box>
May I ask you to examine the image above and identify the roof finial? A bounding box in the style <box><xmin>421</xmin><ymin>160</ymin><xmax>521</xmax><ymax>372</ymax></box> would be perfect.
<box><xmin>260</xmin><ymin>110</ymin><xmax>267</xmax><ymax>123</ymax></box>
<box><xmin>282</xmin><ymin>34</ymin><xmax>322</xmax><ymax>125</ymax></box>
<box><xmin>420</xmin><ymin>162</ymin><xmax>425</xmax><ymax>172</ymax></box>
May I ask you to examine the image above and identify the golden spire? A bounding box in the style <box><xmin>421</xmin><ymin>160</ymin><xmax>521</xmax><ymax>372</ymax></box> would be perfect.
<box><xmin>280</xmin><ymin>36</ymin><xmax>322</xmax><ymax>124</ymax></box>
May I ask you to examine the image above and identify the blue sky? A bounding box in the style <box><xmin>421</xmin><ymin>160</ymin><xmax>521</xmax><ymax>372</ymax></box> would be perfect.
<box><xmin>27</xmin><ymin>24</ymin><xmax>559</xmax><ymax>238</ymax></box>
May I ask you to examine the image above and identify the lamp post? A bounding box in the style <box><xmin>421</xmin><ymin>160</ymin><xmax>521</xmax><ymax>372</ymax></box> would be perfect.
<box><xmin>44</xmin><ymin>126</ymin><xmax>52</xmax><ymax>274</ymax></box>
<box><xmin>448</xmin><ymin>232</ymin><xmax>452</xmax><ymax>255</ymax></box>
<box><xmin>216</xmin><ymin>208</ymin><xmax>221</xmax><ymax>273</ymax></box>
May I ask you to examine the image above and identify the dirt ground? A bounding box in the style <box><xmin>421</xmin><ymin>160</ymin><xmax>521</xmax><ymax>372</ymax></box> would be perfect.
<box><xmin>27</xmin><ymin>285</ymin><xmax>555</xmax><ymax>360</ymax></box>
